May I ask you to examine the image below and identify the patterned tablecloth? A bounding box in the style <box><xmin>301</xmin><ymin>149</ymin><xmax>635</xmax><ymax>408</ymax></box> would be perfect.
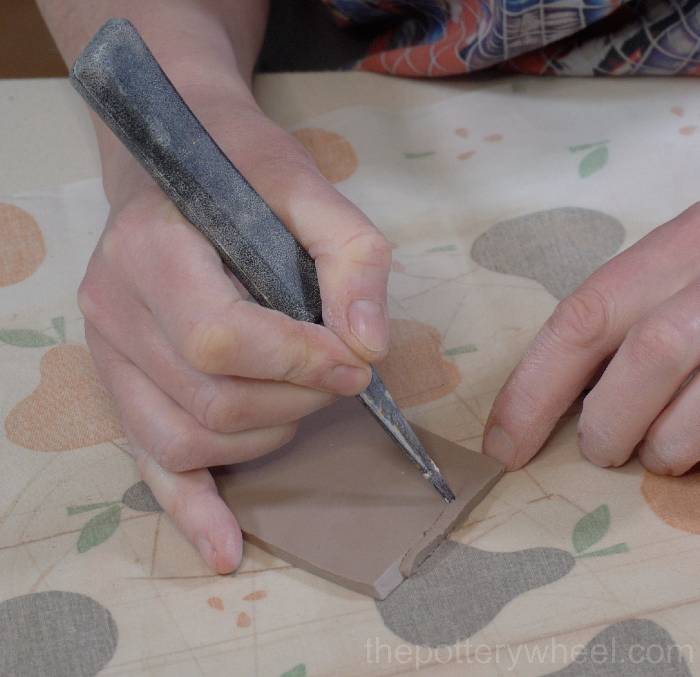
<box><xmin>1</xmin><ymin>72</ymin><xmax>700</xmax><ymax>677</ymax></box>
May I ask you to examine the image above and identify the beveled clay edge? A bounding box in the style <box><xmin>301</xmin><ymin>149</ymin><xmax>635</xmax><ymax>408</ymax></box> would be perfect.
<box><xmin>243</xmin><ymin>532</ymin><xmax>390</xmax><ymax>599</ymax></box>
<box><xmin>398</xmin><ymin>461</ymin><xmax>505</xmax><ymax>579</ymax></box>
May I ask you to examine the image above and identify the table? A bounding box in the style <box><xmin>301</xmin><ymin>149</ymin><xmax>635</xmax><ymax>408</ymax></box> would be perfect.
<box><xmin>1</xmin><ymin>72</ymin><xmax>699</xmax><ymax>676</ymax></box>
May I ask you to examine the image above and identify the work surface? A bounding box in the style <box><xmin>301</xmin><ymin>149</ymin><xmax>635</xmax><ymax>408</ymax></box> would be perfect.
<box><xmin>1</xmin><ymin>72</ymin><xmax>700</xmax><ymax>676</ymax></box>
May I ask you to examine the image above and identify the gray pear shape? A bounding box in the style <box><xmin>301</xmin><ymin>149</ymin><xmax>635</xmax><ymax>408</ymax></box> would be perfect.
<box><xmin>471</xmin><ymin>207</ymin><xmax>625</xmax><ymax>299</ymax></box>
<box><xmin>122</xmin><ymin>480</ymin><xmax>162</xmax><ymax>513</ymax></box>
<box><xmin>546</xmin><ymin>618</ymin><xmax>691</xmax><ymax>676</ymax></box>
<box><xmin>377</xmin><ymin>540</ymin><xmax>575</xmax><ymax>647</ymax></box>
<box><xmin>0</xmin><ymin>591</ymin><xmax>118</xmax><ymax>677</ymax></box>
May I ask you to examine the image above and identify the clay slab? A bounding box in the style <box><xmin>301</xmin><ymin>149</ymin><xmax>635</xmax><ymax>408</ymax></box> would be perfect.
<box><xmin>214</xmin><ymin>398</ymin><xmax>503</xmax><ymax>599</ymax></box>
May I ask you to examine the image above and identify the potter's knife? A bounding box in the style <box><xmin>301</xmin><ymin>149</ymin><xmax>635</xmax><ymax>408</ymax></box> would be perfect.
<box><xmin>70</xmin><ymin>19</ymin><xmax>456</xmax><ymax>503</ymax></box>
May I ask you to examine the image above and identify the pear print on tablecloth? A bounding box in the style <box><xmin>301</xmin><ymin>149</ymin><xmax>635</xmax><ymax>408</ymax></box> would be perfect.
<box><xmin>291</xmin><ymin>128</ymin><xmax>358</xmax><ymax>183</ymax></box>
<box><xmin>67</xmin><ymin>480</ymin><xmax>162</xmax><ymax>553</ymax></box>
<box><xmin>471</xmin><ymin>207</ymin><xmax>625</xmax><ymax>300</ymax></box>
<box><xmin>377</xmin><ymin>505</ymin><xmax>628</xmax><ymax>647</ymax></box>
<box><xmin>642</xmin><ymin>469</ymin><xmax>700</xmax><ymax>534</ymax></box>
<box><xmin>0</xmin><ymin>591</ymin><xmax>118</xmax><ymax>677</ymax></box>
<box><xmin>375</xmin><ymin>318</ymin><xmax>460</xmax><ymax>407</ymax></box>
<box><xmin>0</xmin><ymin>202</ymin><xmax>46</xmax><ymax>287</ymax></box>
<box><xmin>3</xmin><ymin>318</ymin><xmax>122</xmax><ymax>452</ymax></box>
<box><xmin>545</xmin><ymin>619</ymin><xmax>691</xmax><ymax>676</ymax></box>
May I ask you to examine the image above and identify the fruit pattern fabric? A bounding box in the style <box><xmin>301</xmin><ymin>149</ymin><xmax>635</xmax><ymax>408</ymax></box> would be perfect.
<box><xmin>5</xmin><ymin>343</ymin><xmax>121</xmax><ymax>452</ymax></box>
<box><xmin>1</xmin><ymin>76</ymin><xmax>700</xmax><ymax>676</ymax></box>
<box><xmin>0</xmin><ymin>203</ymin><xmax>45</xmax><ymax>287</ymax></box>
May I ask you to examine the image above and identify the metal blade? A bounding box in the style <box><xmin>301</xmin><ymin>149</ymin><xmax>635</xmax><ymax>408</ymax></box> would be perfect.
<box><xmin>358</xmin><ymin>368</ymin><xmax>456</xmax><ymax>503</ymax></box>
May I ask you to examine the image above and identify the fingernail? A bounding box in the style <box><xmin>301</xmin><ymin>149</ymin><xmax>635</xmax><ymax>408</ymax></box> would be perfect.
<box><xmin>638</xmin><ymin>442</ymin><xmax>671</xmax><ymax>475</ymax></box>
<box><xmin>577</xmin><ymin>429</ymin><xmax>613</xmax><ymax>467</ymax></box>
<box><xmin>483</xmin><ymin>425</ymin><xmax>516</xmax><ymax>467</ymax></box>
<box><xmin>217</xmin><ymin>531</ymin><xmax>242</xmax><ymax>573</ymax></box>
<box><xmin>196</xmin><ymin>536</ymin><xmax>217</xmax><ymax>571</ymax></box>
<box><xmin>325</xmin><ymin>364</ymin><xmax>371</xmax><ymax>395</ymax></box>
<box><xmin>348</xmin><ymin>299</ymin><xmax>388</xmax><ymax>353</ymax></box>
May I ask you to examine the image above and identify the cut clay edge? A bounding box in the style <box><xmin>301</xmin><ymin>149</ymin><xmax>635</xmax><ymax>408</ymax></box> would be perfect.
<box><xmin>372</xmin><ymin>457</ymin><xmax>504</xmax><ymax>599</ymax></box>
<box><xmin>242</xmin><ymin>532</ymin><xmax>390</xmax><ymax>599</ymax></box>
<box><xmin>399</xmin><ymin>462</ymin><xmax>505</xmax><ymax>579</ymax></box>
<box><xmin>235</xmin><ymin>452</ymin><xmax>505</xmax><ymax>600</ymax></box>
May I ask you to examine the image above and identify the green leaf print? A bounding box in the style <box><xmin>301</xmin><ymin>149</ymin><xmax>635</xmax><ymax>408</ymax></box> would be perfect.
<box><xmin>576</xmin><ymin>543</ymin><xmax>629</xmax><ymax>559</ymax></box>
<box><xmin>579</xmin><ymin>145</ymin><xmax>609</xmax><ymax>178</ymax></box>
<box><xmin>281</xmin><ymin>665</ymin><xmax>307</xmax><ymax>677</ymax></box>
<box><xmin>0</xmin><ymin>329</ymin><xmax>57</xmax><ymax>347</ymax></box>
<box><xmin>51</xmin><ymin>316</ymin><xmax>66</xmax><ymax>342</ymax></box>
<box><xmin>572</xmin><ymin>505</ymin><xmax>610</xmax><ymax>554</ymax></box>
<box><xmin>445</xmin><ymin>344</ymin><xmax>477</xmax><ymax>356</ymax></box>
<box><xmin>77</xmin><ymin>504</ymin><xmax>122</xmax><ymax>553</ymax></box>
<box><xmin>67</xmin><ymin>501</ymin><xmax>119</xmax><ymax>516</ymax></box>
<box><xmin>403</xmin><ymin>151</ymin><xmax>435</xmax><ymax>159</ymax></box>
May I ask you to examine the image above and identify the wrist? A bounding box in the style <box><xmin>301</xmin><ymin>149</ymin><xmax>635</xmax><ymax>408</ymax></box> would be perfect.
<box><xmin>100</xmin><ymin>77</ymin><xmax>258</xmax><ymax>210</ymax></box>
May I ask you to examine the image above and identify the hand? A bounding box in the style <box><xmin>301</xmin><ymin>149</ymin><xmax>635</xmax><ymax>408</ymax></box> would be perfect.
<box><xmin>484</xmin><ymin>203</ymin><xmax>700</xmax><ymax>476</ymax></box>
<box><xmin>80</xmin><ymin>92</ymin><xmax>392</xmax><ymax>573</ymax></box>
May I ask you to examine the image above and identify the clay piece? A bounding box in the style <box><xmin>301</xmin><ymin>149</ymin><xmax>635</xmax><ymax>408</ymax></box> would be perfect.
<box><xmin>215</xmin><ymin>397</ymin><xmax>503</xmax><ymax>599</ymax></box>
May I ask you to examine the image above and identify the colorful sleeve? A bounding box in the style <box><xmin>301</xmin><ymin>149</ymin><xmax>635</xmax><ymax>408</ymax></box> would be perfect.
<box><xmin>321</xmin><ymin>0</ymin><xmax>700</xmax><ymax>76</ymax></box>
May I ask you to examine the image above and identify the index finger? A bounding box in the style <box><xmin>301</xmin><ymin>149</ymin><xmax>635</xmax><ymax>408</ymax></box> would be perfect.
<box><xmin>97</xmin><ymin>193</ymin><xmax>371</xmax><ymax>396</ymax></box>
<box><xmin>212</xmin><ymin>112</ymin><xmax>393</xmax><ymax>362</ymax></box>
<box><xmin>482</xmin><ymin>205</ymin><xmax>700</xmax><ymax>469</ymax></box>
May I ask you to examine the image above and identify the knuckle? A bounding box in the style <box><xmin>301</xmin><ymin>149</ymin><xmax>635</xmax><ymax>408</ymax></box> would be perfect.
<box><xmin>183</xmin><ymin>319</ymin><xmax>238</xmax><ymax>374</ymax></box>
<box><xmin>151</xmin><ymin>427</ymin><xmax>195</xmax><ymax>472</ymax></box>
<box><xmin>508</xmin><ymin>382</ymin><xmax>540</xmax><ymax>421</ymax></box>
<box><xmin>281</xmin><ymin>322</ymin><xmax>315</xmax><ymax>384</ymax></box>
<box><xmin>191</xmin><ymin>382</ymin><xmax>246</xmax><ymax>433</ymax></box>
<box><xmin>272</xmin><ymin>422</ymin><xmax>298</xmax><ymax>450</ymax></box>
<box><xmin>626</xmin><ymin>317</ymin><xmax>688</xmax><ymax>367</ymax></box>
<box><xmin>77</xmin><ymin>267</ymin><xmax>111</xmax><ymax>328</ymax></box>
<box><xmin>577</xmin><ymin>405</ymin><xmax>609</xmax><ymax>456</ymax></box>
<box><xmin>76</xmin><ymin>276</ymin><xmax>99</xmax><ymax>322</ymax></box>
<box><xmin>491</xmin><ymin>371</ymin><xmax>542</xmax><ymax>431</ymax></box>
<box><xmin>191</xmin><ymin>382</ymin><xmax>222</xmax><ymax>431</ymax></box>
<box><xmin>340</xmin><ymin>230</ymin><xmax>393</xmax><ymax>269</ymax></box>
<box><xmin>546</xmin><ymin>286</ymin><xmax>613</xmax><ymax>350</ymax></box>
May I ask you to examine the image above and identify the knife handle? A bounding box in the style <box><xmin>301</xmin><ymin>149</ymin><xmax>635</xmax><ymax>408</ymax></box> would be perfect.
<box><xmin>70</xmin><ymin>18</ymin><xmax>322</xmax><ymax>324</ymax></box>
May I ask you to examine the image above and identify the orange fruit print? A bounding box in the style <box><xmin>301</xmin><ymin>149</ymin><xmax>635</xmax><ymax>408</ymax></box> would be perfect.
<box><xmin>5</xmin><ymin>344</ymin><xmax>122</xmax><ymax>452</ymax></box>
<box><xmin>292</xmin><ymin>128</ymin><xmax>358</xmax><ymax>183</ymax></box>
<box><xmin>376</xmin><ymin>318</ymin><xmax>461</xmax><ymax>408</ymax></box>
<box><xmin>642</xmin><ymin>469</ymin><xmax>700</xmax><ymax>534</ymax></box>
<box><xmin>0</xmin><ymin>203</ymin><xmax>45</xmax><ymax>287</ymax></box>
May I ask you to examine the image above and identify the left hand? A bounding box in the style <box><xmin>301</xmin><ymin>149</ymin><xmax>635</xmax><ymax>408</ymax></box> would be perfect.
<box><xmin>483</xmin><ymin>203</ymin><xmax>700</xmax><ymax>476</ymax></box>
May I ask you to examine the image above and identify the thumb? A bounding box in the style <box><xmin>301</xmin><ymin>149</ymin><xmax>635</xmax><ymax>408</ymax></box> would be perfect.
<box><xmin>213</xmin><ymin>105</ymin><xmax>392</xmax><ymax>362</ymax></box>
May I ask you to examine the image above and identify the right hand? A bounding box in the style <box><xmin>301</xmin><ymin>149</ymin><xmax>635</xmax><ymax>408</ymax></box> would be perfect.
<box><xmin>81</xmin><ymin>90</ymin><xmax>392</xmax><ymax>573</ymax></box>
